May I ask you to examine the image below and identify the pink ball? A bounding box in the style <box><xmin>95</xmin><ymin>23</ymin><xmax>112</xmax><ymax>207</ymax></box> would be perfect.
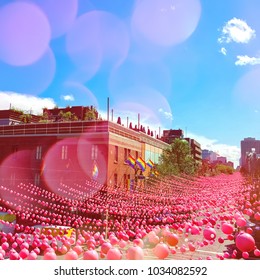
<box><xmin>133</xmin><ymin>238</ymin><xmax>144</xmax><ymax>248</ymax></box>
<box><xmin>188</xmin><ymin>242</ymin><xmax>196</xmax><ymax>252</ymax></box>
<box><xmin>0</xmin><ymin>253</ymin><xmax>4</xmax><ymax>260</ymax></box>
<box><xmin>83</xmin><ymin>249</ymin><xmax>99</xmax><ymax>260</ymax></box>
<box><xmin>27</xmin><ymin>251</ymin><xmax>38</xmax><ymax>260</ymax></box>
<box><xmin>64</xmin><ymin>250</ymin><xmax>78</xmax><ymax>260</ymax></box>
<box><xmin>19</xmin><ymin>248</ymin><xmax>29</xmax><ymax>259</ymax></box>
<box><xmin>153</xmin><ymin>243</ymin><xmax>170</xmax><ymax>259</ymax></box>
<box><xmin>236</xmin><ymin>217</ymin><xmax>246</xmax><ymax>227</ymax></box>
<box><xmin>107</xmin><ymin>248</ymin><xmax>122</xmax><ymax>260</ymax></box>
<box><xmin>1</xmin><ymin>242</ymin><xmax>9</xmax><ymax>251</ymax></box>
<box><xmin>221</xmin><ymin>223</ymin><xmax>234</xmax><ymax>235</ymax></box>
<box><xmin>203</xmin><ymin>227</ymin><xmax>216</xmax><ymax>240</ymax></box>
<box><xmin>242</xmin><ymin>251</ymin><xmax>249</xmax><ymax>259</ymax></box>
<box><xmin>101</xmin><ymin>242</ymin><xmax>112</xmax><ymax>254</ymax></box>
<box><xmin>118</xmin><ymin>240</ymin><xmax>127</xmax><ymax>248</ymax></box>
<box><xmin>254</xmin><ymin>212</ymin><xmax>260</xmax><ymax>221</ymax></box>
<box><xmin>166</xmin><ymin>233</ymin><xmax>179</xmax><ymax>246</ymax></box>
<box><xmin>44</xmin><ymin>251</ymin><xmax>57</xmax><ymax>260</ymax></box>
<box><xmin>254</xmin><ymin>249</ymin><xmax>260</xmax><ymax>257</ymax></box>
<box><xmin>73</xmin><ymin>245</ymin><xmax>83</xmax><ymax>256</ymax></box>
<box><xmin>218</xmin><ymin>237</ymin><xmax>224</xmax><ymax>244</ymax></box>
<box><xmin>126</xmin><ymin>246</ymin><xmax>144</xmax><ymax>260</ymax></box>
<box><xmin>235</xmin><ymin>233</ymin><xmax>255</xmax><ymax>252</ymax></box>
<box><xmin>190</xmin><ymin>226</ymin><xmax>200</xmax><ymax>235</ymax></box>
<box><xmin>109</xmin><ymin>236</ymin><xmax>119</xmax><ymax>246</ymax></box>
<box><xmin>9</xmin><ymin>249</ymin><xmax>20</xmax><ymax>260</ymax></box>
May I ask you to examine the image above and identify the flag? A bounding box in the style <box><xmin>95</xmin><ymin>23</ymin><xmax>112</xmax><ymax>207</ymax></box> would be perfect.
<box><xmin>147</xmin><ymin>159</ymin><xmax>154</xmax><ymax>168</ymax></box>
<box><xmin>136</xmin><ymin>157</ymin><xmax>146</xmax><ymax>172</ymax></box>
<box><xmin>126</xmin><ymin>154</ymin><xmax>135</xmax><ymax>169</ymax></box>
<box><xmin>92</xmin><ymin>162</ymin><xmax>98</xmax><ymax>180</ymax></box>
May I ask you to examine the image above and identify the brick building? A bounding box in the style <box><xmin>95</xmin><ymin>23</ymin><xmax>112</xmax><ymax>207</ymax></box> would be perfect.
<box><xmin>0</xmin><ymin>109</ymin><xmax>169</xmax><ymax>191</ymax></box>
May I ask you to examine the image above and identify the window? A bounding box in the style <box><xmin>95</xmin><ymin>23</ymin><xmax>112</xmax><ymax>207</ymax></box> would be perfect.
<box><xmin>135</xmin><ymin>151</ymin><xmax>138</xmax><ymax>159</ymax></box>
<box><xmin>91</xmin><ymin>144</ymin><xmax>98</xmax><ymax>160</ymax></box>
<box><xmin>114</xmin><ymin>146</ymin><xmax>118</xmax><ymax>162</ymax></box>
<box><xmin>114</xmin><ymin>173</ymin><xmax>118</xmax><ymax>187</ymax></box>
<box><xmin>124</xmin><ymin>148</ymin><xmax>128</xmax><ymax>161</ymax></box>
<box><xmin>61</xmin><ymin>145</ymin><xmax>68</xmax><ymax>160</ymax></box>
<box><xmin>36</xmin><ymin>146</ymin><xmax>42</xmax><ymax>160</ymax></box>
<box><xmin>124</xmin><ymin>174</ymin><xmax>127</xmax><ymax>187</ymax></box>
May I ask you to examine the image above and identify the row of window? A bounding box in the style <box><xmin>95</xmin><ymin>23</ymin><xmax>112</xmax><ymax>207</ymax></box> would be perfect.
<box><xmin>114</xmin><ymin>173</ymin><xmax>131</xmax><ymax>187</ymax></box>
<box><xmin>12</xmin><ymin>144</ymin><xmax>99</xmax><ymax>161</ymax></box>
<box><xmin>114</xmin><ymin>146</ymin><xmax>139</xmax><ymax>162</ymax></box>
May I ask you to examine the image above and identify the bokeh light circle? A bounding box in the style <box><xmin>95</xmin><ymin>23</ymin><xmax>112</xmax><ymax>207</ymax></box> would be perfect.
<box><xmin>30</xmin><ymin>0</ymin><xmax>78</xmax><ymax>38</ymax></box>
<box><xmin>66</xmin><ymin>11</ymin><xmax>129</xmax><ymax>81</ymax></box>
<box><xmin>131</xmin><ymin>0</ymin><xmax>201</xmax><ymax>46</ymax></box>
<box><xmin>0</xmin><ymin>48</ymin><xmax>56</xmax><ymax>95</ymax></box>
<box><xmin>77</xmin><ymin>133</ymin><xmax>107</xmax><ymax>186</ymax></box>
<box><xmin>233</xmin><ymin>67</ymin><xmax>260</xmax><ymax>108</ymax></box>
<box><xmin>42</xmin><ymin>138</ymin><xmax>86</xmax><ymax>198</ymax></box>
<box><xmin>0</xmin><ymin>150</ymin><xmax>34</xmax><ymax>209</ymax></box>
<box><xmin>0</xmin><ymin>2</ymin><xmax>51</xmax><ymax>66</ymax></box>
<box><xmin>58</xmin><ymin>81</ymin><xmax>99</xmax><ymax>108</ymax></box>
<box><xmin>109</xmin><ymin>60</ymin><xmax>172</xmax><ymax>97</ymax></box>
<box><xmin>111</xmin><ymin>86</ymin><xmax>173</xmax><ymax>129</ymax></box>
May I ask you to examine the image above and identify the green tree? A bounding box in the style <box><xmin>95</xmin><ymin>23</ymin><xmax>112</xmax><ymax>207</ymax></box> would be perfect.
<box><xmin>84</xmin><ymin>107</ymin><xmax>98</xmax><ymax>121</ymax></box>
<box><xmin>157</xmin><ymin>138</ymin><xmax>197</xmax><ymax>176</ymax></box>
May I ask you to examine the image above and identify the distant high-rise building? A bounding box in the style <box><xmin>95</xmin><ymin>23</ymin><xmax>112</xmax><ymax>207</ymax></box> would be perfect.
<box><xmin>202</xmin><ymin>149</ymin><xmax>218</xmax><ymax>162</ymax></box>
<box><xmin>217</xmin><ymin>156</ymin><xmax>227</xmax><ymax>164</ymax></box>
<box><xmin>160</xmin><ymin>129</ymin><xmax>184</xmax><ymax>144</ymax></box>
<box><xmin>241</xmin><ymin>137</ymin><xmax>260</xmax><ymax>169</ymax></box>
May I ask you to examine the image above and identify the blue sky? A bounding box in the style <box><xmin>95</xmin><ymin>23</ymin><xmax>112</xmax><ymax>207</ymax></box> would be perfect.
<box><xmin>1</xmin><ymin>0</ymin><xmax>260</xmax><ymax>167</ymax></box>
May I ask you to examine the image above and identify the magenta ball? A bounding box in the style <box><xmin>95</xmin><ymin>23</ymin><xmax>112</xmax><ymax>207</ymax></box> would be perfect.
<box><xmin>83</xmin><ymin>249</ymin><xmax>99</xmax><ymax>260</ymax></box>
<box><xmin>203</xmin><ymin>228</ymin><xmax>216</xmax><ymax>240</ymax></box>
<box><xmin>19</xmin><ymin>248</ymin><xmax>29</xmax><ymax>259</ymax></box>
<box><xmin>235</xmin><ymin>233</ymin><xmax>255</xmax><ymax>252</ymax></box>
<box><xmin>221</xmin><ymin>223</ymin><xmax>234</xmax><ymax>235</ymax></box>
<box><xmin>254</xmin><ymin>249</ymin><xmax>260</xmax><ymax>257</ymax></box>
<box><xmin>218</xmin><ymin>237</ymin><xmax>225</xmax><ymax>244</ymax></box>
<box><xmin>236</xmin><ymin>217</ymin><xmax>247</xmax><ymax>227</ymax></box>
<box><xmin>153</xmin><ymin>243</ymin><xmax>170</xmax><ymax>260</ymax></box>
<box><xmin>190</xmin><ymin>226</ymin><xmax>200</xmax><ymax>235</ymax></box>
<box><xmin>9</xmin><ymin>250</ymin><xmax>20</xmax><ymax>260</ymax></box>
<box><xmin>126</xmin><ymin>246</ymin><xmax>144</xmax><ymax>260</ymax></box>
<box><xmin>242</xmin><ymin>252</ymin><xmax>249</xmax><ymax>259</ymax></box>
<box><xmin>107</xmin><ymin>248</ymin><xmax>122</xmax><ymax>260</ymax></box>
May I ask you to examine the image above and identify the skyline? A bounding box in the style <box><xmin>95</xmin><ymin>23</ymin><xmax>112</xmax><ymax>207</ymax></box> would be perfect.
<box><xmin>1</xmin><ymin>0</ymin><xmax>260</xmax><ymax>167</ymax></box>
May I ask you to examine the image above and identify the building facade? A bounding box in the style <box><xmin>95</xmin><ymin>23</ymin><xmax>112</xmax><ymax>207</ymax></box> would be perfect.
<box><xmin>0</xmin><ymin>116</ymin><xmax>169</xmax><ymax>191</ymax></box>
<box><xmin>241</xmin><ymin>137</ymin><xmax>260</xmax><ymax>170</ymax></box>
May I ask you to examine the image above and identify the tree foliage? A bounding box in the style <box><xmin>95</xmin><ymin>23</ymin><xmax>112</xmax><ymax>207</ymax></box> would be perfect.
<box><xmin>157</xmin><ymin>138</ymin><xmax>197</xmax><ymax>176</ymax></box>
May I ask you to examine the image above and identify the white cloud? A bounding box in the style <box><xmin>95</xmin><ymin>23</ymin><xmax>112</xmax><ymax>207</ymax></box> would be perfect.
<box><xmin>0</xmin><ymin>91</ymin><xmax>56</xmax><ymax>115</ymax></box>
<box><xmin>187</xmin><ymin>132</ymin><xmax>240</xmax><ymax>167</ymax></box>
<box><xmin>61</xmin><ymin>94</ymin><xmax>75</xmax><ymax>101</ymax></box>
<box><xmin>158</xmin><ymin>108</ymin><xmax>173</xmax><ymax>121</ymax></box>
<box><xmin>220</xmin><ymin>47</ymin><xmax>227</xmax><ymax>55</ymax></box>
<box><xmin>218</xmin><ymin>17</ymin><xmax>255</xmax><ymax>44</ymax></box>
<box><xmin>235</xmin><ymin>55</ymin><xmax>260</xmax><ymax>66</ymax></box>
